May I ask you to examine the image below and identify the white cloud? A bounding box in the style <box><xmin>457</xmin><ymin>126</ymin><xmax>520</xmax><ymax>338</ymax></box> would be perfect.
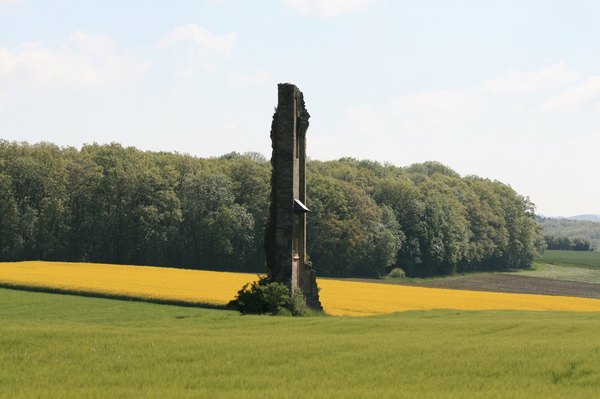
<box><xmin>481</xmin><ymin>62</ymin><xmax>578</xmax><ymax>94</ymax></box>
<box><xmin>226</xmin><ymin>70</ymin><xmax>270</xmax><ymax>88</ymax></box>
<box><xmin>158</xmin><ymin>24</ymin><xmax>237</xmax><ymax>78</ymax></box>
<box><xmin>0</xmin><ymin>31</ymin><xmax>148</xmax><ymax>90</ymax></box>
<box><xmin>172</xmin><ymin>66</ymin><xmax>198</xmax><ymax>80</ymax></box>
<box><xmin>390</xmin><ymin>89</ymin><xmax>481</xmax><ymax>119</ymax></box>
<box><xmin>541</xmin><ymin>76</ymin><xmax>600</xmax><ymax>112</ymax></box>
<box><xmin>337</xmin><ymin>62</ymin><xmax>599</xmax><ymax>134</ymax></box>
<box><xmin>0</xmin><ymin>0</ymin><xmax>24</xmax><ymax>7</ymax></box>
<box><xmin>157</xmin><ymin>24</ymin><xmax>236</xmax><ymax>54</ymax></box>
<box><xmin>283</xmin><ymin>0</ymin><xmax>374</xmax><ymax>17</ymax></box>
<box><xmin>569</xmin><ymin>132</ymin><xmax>600</xmax><ymax>147</ymax></box>
<box><xmin>334</xmin><ymin>88</ymin><xmax>483</xmax><ymax>147</ymax></box>
<box><xmin>314</xmin><ymin>62</ymin><xmax>600</xmax><ymax>165</ymax></box>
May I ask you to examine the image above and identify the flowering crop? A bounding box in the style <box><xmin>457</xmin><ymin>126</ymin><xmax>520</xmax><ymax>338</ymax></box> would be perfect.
<box><xmin>317</xmin><ymin>279</ymin><xmax>600</xmax><ymax>315</ymax></box>
<box><xmin>0</xmin><ymin>261</ymin><xmax>250</xmax><ymax>306</ymax></box>
<box><xmin>2</xmin><ymin>261</ymin><xmax>600</xmax><ymax>316</ymax></box>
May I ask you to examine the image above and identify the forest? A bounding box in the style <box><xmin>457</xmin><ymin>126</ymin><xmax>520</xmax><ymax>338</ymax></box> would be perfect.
<box><xmin>0</xmin><ymin>141</ymin><xmax>544</xmax><ymax>277</ymax></box>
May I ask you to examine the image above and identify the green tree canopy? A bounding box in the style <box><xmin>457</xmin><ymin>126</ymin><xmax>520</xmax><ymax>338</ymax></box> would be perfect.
<box><xmin>0</xmin><ymin>141</ymin><xmax>543</xmax><ymax>277</ymax></box>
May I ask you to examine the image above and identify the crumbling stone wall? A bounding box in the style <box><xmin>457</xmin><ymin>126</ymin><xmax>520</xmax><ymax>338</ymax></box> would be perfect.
<box><xmin>264</xmin><ymin>83</ymin><xmax>321</xmax><ymax>310</ymax></box>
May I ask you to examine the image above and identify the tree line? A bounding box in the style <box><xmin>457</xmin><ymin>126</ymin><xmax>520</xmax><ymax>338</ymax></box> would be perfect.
<box><xmin>0</xmin><ymin>141</ymin><xmax>544</xmax><ymax>277</ymax></box>
<box><xmin>537</xmin><ymin>216</ymin><xmax>600</xmax><ymax>250</ymax></box>
<box><xmin>543</xmin><ymin>235</ymin><xmax>592</xmax><ymax>251</ymax></box>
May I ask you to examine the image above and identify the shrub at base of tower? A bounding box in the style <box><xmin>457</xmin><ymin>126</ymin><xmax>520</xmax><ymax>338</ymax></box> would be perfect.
<box><xmin>289</xmin><ymin>288</ymin><xmax>309</xmax><ymax>316</ymax></box>
<box><xmin>387</xmin><ymin>267</ymin><xmax>406</xmax><ymax>279</ymax></box>
<box><xmin>227</xmin><ymin>276</ymin><xmax>310</xmax><ymax>316</ymax></box>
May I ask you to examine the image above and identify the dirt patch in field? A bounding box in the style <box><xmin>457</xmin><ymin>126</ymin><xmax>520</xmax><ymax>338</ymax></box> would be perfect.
<box><xmin>413</xmin><ymin>274</ymin><xmax>600</xmax><ymax>299</ymax></box>
<box><xmin>340</xmin><ymin>274</ymin><xmax>600</xmax><ymax>299</ymax></box>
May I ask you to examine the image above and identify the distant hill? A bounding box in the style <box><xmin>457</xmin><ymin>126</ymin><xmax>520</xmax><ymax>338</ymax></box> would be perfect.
<box><xmin>537</xmin><ymin>216</ymin><xmax>600</xmax><ymax>250</ymax></box>
<box><xmin>567</xmin><ymin>214</ymin><xmax>600</xmax><ymax>223</ymax></box>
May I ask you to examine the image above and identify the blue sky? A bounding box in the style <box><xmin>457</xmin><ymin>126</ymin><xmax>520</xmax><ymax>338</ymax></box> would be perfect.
<box><xmin>1</xmin><ymin>0</ymin><xmax>600</xmax><ymax>216</ymax></box>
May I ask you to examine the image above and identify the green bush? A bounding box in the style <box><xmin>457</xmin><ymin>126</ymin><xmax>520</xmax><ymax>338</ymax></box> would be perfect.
<box><xmin>387</xmin><ymin>267</ymin><xmax>406</xmax><ymax>278</ymax></box>
<box><xmin>228</xmin><ymin>276</ymin><xmax>310</xmax><ymax>316</ymax></box>
<box><xmin>289</xmin><ymin>289</ymin><xmax>309</xmax><ymax>316</ymax></box>
<box><xmin>260</xmin><ymin>281</ymin><xmax>290</xmax><ymax>313</ymax></box>
<box><xmin>227</xmin><ymin>276</ymin><xmax>289</xmax><ymax>315</ymax></box>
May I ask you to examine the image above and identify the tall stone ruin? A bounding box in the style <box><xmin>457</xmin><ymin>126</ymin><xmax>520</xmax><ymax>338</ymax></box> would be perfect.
<box><xmin>264</xmin><ymin>83</ymin><xmax>322</xmax><ymax>310</ymax></box>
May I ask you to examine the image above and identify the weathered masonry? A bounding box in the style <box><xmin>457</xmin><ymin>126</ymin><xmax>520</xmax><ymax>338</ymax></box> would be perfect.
<box><xmin>265</xmin><ymin>83</ymin><xmax>322</xmax><ymax>310</ymax></box>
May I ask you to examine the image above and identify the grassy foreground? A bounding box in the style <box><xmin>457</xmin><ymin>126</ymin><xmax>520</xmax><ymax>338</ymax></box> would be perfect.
<box><xmin>539</xmin><ymin>250</ymin><xmax>600</xmax><ymax>269</ymax></box>
<box><xmin>3</xmin><ymin>261</ymin><xmax>600</xmax><ymax>315</ymax></box>
<box><xmin>2</xmin><ymin>288</ymin><xmax>600</xmax><ymax>399</ymax></box>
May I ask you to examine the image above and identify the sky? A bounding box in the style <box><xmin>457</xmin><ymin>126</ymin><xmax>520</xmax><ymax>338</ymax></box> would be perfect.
<box><xmin>1</xmin><ymin>0</ymin><xmax>599</xmax><ymax>217</ymax></box>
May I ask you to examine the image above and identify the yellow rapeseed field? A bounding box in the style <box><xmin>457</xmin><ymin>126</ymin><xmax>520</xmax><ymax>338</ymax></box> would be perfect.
<box><xmin>0</xmin><ymin>261</ymin><xmax>251</xmax><ymax>306</ymax></box>
<box><xmin>2</xmin><ymin>261</ymin><xmax>600</xmax><ymax>316</ymax></box>
<box><xmin>317</xmin><ymin>279</ymin><xmax>600</xmax><ymax>315</ymax></box>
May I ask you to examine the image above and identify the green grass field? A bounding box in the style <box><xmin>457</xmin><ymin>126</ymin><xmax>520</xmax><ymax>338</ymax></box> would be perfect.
<box><xmin>539</xmin><ymin>250</ymin><xmax>600</xmax><ymax>269</ymax></box>
<box><xmin>515</xmin><ymin>250</ymin><xmax>600</xmax><ymax>284</ymax></box>
<box><xmin>2</xmin><ymin>288</ymin><xmax>600</xmax><ymax>398</ymax></box>
<box><xmin>516</xmin><ymin>262</ymin><xmax>600</xmax><ymax>284</ymax></box>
